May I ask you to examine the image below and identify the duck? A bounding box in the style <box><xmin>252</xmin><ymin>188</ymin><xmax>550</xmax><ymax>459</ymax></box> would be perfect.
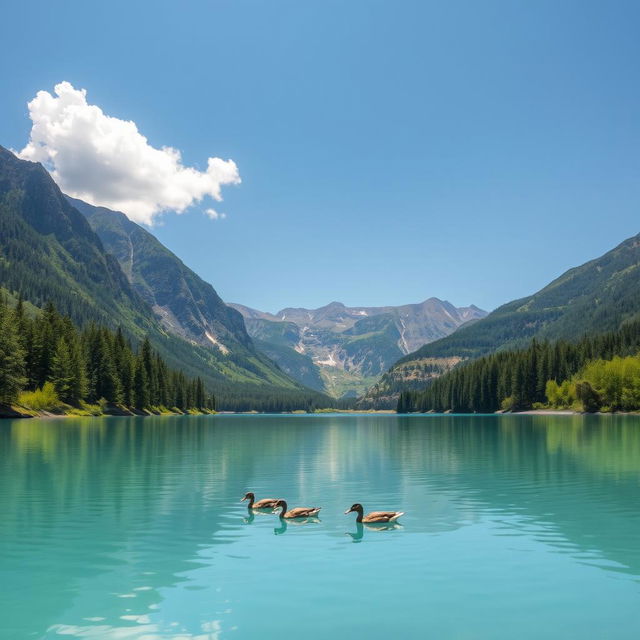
<box><xmin>344</xmin><ymin>503</ymin><xmax>404</xmax><ymax>523</ymax></box>
<box><xmin>241</xmin><ymin>492</ymin><xmax>278</xmax><ymax>510</ymax></box>
<box><xmin>273</xmin><ymin>499</ymin><xmax>321</xmax><ymax>519</ymax></box>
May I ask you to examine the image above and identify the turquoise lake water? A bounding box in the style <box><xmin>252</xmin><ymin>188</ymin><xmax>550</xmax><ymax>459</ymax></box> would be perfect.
<box><xmin>1</xmin><ymin>414</ymin><xmax>639</xmax><ymax>639</ymax></box>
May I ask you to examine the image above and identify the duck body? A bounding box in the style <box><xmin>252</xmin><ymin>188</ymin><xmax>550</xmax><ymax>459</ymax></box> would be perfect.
<box><xmin>273</xmin><ymin>499</ymin><xmax>321</xmax><ymax>519</ymax></box>
<box><xmin>345</xmin><ymin>503</ymin><xmax>404</xmax><ymax>523</ymax></box>
<box><xmin>241</xmin><ymin>492</ymin><xmax>278</xmax><ymax>510</ymax></box>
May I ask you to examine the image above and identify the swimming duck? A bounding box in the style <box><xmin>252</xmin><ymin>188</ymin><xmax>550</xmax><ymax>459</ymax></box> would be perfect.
<box><xmin>273</xmin><ymin>499</ymin><xmax>321</xmax><ymax>519</ymax></box>
<box><xmin>241</xmin><ymin>492</ymin><xmax>278</xmax><ymax>510</ymax></box>
<box><xmin>344</xmin><ymin>503</ymin><xmax>404</xmax><ymax>523</ymax></box>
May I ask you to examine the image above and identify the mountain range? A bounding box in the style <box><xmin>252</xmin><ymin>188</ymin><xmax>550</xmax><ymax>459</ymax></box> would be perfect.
<box><xmin>5</xmin><ymin>140</ymin><xmax>638</xmax><ymax>413</ymax></box>
<box><xmin>363</xmin><ymin>231</ymin><xmax>640</xmax><ymax>408</ymax></box>
<box><xmin>229</xmin><ymin>300</ymin><xmax>487</xmax><ymax>397</ymax></box>
<box><xmin>0</xmin><ymin>145</ymin><xmax>324</xmax><ymax>410</ymax></box>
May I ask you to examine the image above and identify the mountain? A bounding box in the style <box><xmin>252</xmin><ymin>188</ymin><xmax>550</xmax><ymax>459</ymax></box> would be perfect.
<box><xmin>0</xmin><ymin>146</ymin><xmax>149</xmax><ymax>328</ymax></box>
<box><xmin>363</xmin><ymin>232</ymin><xmax>640</xmax><ymax>408</ymax></box>
<box><xmin>67</xmin><ymin>196</ymin><xmax>252</xmax><ymax>353</ymax></box>
<box><xmin>229</xmin><ymin>299</ymin><xmax>487</xmax><ymax>397</ymax></box>
<box><xmin>0</xmin><ymin>145</ymin><xmax>324</xmax><ymax>409</ymax></box>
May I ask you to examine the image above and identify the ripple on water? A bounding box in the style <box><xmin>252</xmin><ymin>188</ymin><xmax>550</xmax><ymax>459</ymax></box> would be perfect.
<box><xmin>1</xmin><ymin>414</ymin><xmax>640</xmax><ymax>640</ymax></box>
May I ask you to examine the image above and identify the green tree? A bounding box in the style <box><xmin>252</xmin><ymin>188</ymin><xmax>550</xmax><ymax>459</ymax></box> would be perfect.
<box><xmin>0</xmin><ymin>298</ymin><xmax>26</xmax><ymax>404</ymax></box>
<box><xmin>575</xmin><ymin>380</ymin><xmax>601</xmax><ymax>413</ymax></box>
<box><xmin>49</xmin><ymin>336</ymin><xmax>74</xmax><ymax>404</ymax></box>
<box><xmin>133</xmin><ymin>355</ymin><xmax>150</xmax><ymax>409</ymax></box>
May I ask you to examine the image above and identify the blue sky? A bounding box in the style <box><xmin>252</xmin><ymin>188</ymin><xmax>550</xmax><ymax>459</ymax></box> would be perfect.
<box><xmin>2</xmin><ymin>0</ymin><xmax>639</xmax><ymax>313</ymax></box>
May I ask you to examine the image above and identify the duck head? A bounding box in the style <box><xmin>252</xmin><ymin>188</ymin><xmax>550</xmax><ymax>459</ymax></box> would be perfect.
<box><xmin>240</xmin><ymin>492</ymin><xmax>254</xmax><ymax>502</ymax></box>
<box><xmin>344</xmin><ymin>503</ymin><xmax>364</xmax><ymax>515</ymax></box>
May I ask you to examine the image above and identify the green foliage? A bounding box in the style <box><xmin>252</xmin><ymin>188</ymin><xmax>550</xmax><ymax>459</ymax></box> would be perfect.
<box><xmin>575</xmin><ymin>380</ymin><xmax>601</xmax><ymax>413</ymax></box>
<box><xmin>575</xmin><ymin>356</ymin><xmax>640</xmax><ymax>412</ymax></box>
<box><xmin>363</xmin><ymin>357</ymin><xmax>461</xmax><ymax>409</ymax></box>
<box><xmin>0</xmin><ymin>148</ymin><xmax>327</xmax><ymax>410</ymax></box>
<box><xmin>2</xmin><ymin>296</ymin><xmax>219</xmax><ymax>413</ymax></box>
<box><xmin>0</xmin><ymin>296</ymin><xmax>25</xmax><ymax>404</ymax></box>
<box><xmin>18</xmin><ymin>382</ymin><xmax>63</xmax><ymax>412</ymax></box>
<box><xmin>545</xmin><ymin>380</ymin><xmax>576</xmax><ymax>409</ymax></box>
<box><xmin>390</xmin><ymin>231</ymin><xmax>640</xmax><ymax>397</ymax></box>
<box><xmin>49</xmin><ymin>335</ymin><xmax>87</xmax><ymax>405</ymax></box>
<box><xmin>252</xmin><ymin>338</ymin><xmax>325</xmax><ymax>392</ymax></box>
<box><xmin>399</xmin><ymin>321</ymin><xmax>640</xmax><ymax>413</ymax></box>
<box><xmin>543</xmin><ymin>356</ymin><xmax>640</xmax><ymax>412</ymax></box>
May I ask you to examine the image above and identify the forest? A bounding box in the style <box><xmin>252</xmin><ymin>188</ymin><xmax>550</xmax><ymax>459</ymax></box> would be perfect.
<box><xmin>0</xmin><ymin>296</ymin><xmax>215</xmax><ymax>414</ymax></box>
<box><xmin>397</xmin><ymin>319</ymin><xmax>640</xmax><ymax>414</ymax></box>
<box><xmin>0</xmin><ymin>294</ymin><xmax>343</xmax><ymax>415</ymax></box>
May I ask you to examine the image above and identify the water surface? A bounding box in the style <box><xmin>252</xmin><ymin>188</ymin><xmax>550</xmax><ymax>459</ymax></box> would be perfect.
<box><xmin>1</xmin><ymin>414</ymin><xmax>639</xmax><ymax>639</ymax></box>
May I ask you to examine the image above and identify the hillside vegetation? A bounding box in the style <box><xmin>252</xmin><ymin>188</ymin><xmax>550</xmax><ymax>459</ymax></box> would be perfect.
<box><xmin>366</xmin><ymin>232</ymin><xmax>640</xmax><ymax>408</ymax></box>
<box><xmin>0</xmin><ymin>145</ymin><xmax>329</xmax><ymax>410</ymax></box>
<box><xmin>398</xmin><ymin>320</ymin><xmax>640</xmax><ymax>414</ymax></box>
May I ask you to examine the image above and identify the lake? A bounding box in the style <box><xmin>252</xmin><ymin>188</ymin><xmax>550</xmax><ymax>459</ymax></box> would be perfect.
<box><xmin>1</xmin><ymin>414</ymin><xmax>639</xmax><ymax>639</ymax></box>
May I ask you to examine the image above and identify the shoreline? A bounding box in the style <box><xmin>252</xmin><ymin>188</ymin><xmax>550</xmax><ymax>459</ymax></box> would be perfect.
<box><xmin>511</xmin><ymin>409</ymin><xmax>640</xmax><ymax>416</ymax></box>
<box><xmin>509</xmin><ymin>409</ymin><xmax>578</xmax><ymax>415</ymax></box>
<box><xmin>0</xmin><ymin>405</ymin><xmax>217</xmax><ymax>420</ymax></box>
<box><xmin>4</xmin><ymin>407</ymin><xmax>639</xmax><ymax>421</ymax></box>
<box><xmin>0</xmin><ymin>406</ymin><xmax>395</xmax><ymax>420</ymax></box>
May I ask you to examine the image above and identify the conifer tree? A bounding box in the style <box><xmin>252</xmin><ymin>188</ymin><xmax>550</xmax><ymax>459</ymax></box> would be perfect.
<box><xmin>49</xmin><ymin>336</ymin><xmax>74</xmax><ymax>404</ymax></box>
<box><xmin>0</xmin><ymin>297</ymin><xmax>26</xmax><ymax>404</ymax></box>
<box><xmin>195</xmin><ymin>377</ymin><xmax>205</xmax><ymax>409</ymax></box>
<box><xmin>133</xmin><ymin>355</ymin><xmax>150</xmax><ymax>409</ymax></box>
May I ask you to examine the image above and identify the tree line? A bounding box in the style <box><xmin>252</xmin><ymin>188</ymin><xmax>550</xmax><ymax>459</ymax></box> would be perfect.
<box><xmin>0</xmin><ymin>296</ymin><xmax>214</xmax><ymax>412</ymax></box>
<box><xmin>397</xmin><ymin>319</ymin><xmax>640</xmax><ymax>413</ymax></box>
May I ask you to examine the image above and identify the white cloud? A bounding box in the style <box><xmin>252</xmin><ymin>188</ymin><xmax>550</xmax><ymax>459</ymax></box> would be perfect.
<box><xmin>17</xmin><ymin>81</ymin><xmax>241</xmax><ymax>225</ymax></box>
<box><xmin>204</xmin><ymin>208</ymin><xmax>227</xmax><ymax>220</ymax></box>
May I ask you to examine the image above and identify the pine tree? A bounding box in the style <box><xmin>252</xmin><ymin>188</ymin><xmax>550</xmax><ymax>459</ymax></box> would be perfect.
<box><xmin>49</xmin><ymin>336</ymin><xmax>74</xmax><ymax>404</ymax></box>
<box><xmin>85</xmin><ymin>328</ymin><xmax>121</xmax><ymax>403</ymax></box>
<box><xmin>0</xmin><ymin>297</ymin><xmax>26</xmax><ymax>404</ymax></box>
<box><xmin>195</xmin><ymin>377</ymin><xmax>205</xmax><ymax>409</ymax></box>
<box><xmin>133</xmin><ymin>355</ymin><xmax>150</xmax><ymax>409</ymax></box>
<box><xmin>140</xmin><ymin>337</ymin><xmax>157</xmax><ymax>405</ymax></box>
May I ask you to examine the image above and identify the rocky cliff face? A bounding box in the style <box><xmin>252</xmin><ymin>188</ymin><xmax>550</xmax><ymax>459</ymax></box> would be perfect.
<box><xmin>229</xmin><ymin>299</ymin><xmax>486</xmax><ymax>397</ymax></box>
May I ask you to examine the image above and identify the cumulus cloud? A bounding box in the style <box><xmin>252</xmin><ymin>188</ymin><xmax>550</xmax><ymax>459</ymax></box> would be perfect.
<box><xmin>17</xmin><ymin>81</ymin><xmax>241</xmax><ymax>225</ymax></box>
<box><xmin>204</xmin><ymin>208</ymin><xmax>227</xmax><ymax>220</ymax></box>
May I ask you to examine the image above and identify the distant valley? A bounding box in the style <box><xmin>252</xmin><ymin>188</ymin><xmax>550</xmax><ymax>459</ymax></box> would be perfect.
<box><xmin>229</xmin><ymin>300</ymin><xmax>487</xmax><ymax>397</ymax></box>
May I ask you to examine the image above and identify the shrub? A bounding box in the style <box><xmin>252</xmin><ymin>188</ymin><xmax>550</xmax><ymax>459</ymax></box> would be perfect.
<box><xmin>501</xmin><ymin>396</ymin><xmax>516</xmax><ymax>411</ymax></box>
<box><xmin>545</xmin><ymin>379</ymin><xmax>576</xmax><ymax>409</ymax></box>
<box><xmin>17</xmin><ymin>382</ymin><xmax>64</xmax><ymax>411</ymax></box>
<box><xmin>575</xmin><ymin>380</ymin><xmax>601</xmax><ymax>412</ymax></box>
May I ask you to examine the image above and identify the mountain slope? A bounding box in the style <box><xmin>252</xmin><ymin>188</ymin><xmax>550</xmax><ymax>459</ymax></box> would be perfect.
<box><xmin>0</xmin><ymin>146</ymin><xmax>321</xmax><ymax>407</ymax></box>
<box><xmin>364</xmin><ymin>232</ymin><xmax>640</xmax><ymax>407</ymax></box>
<box><xmin>403</xmin><ymin>233</ymin><xmax>640</xmax><ymax>360</ymax></box>
<box><xmin>230</xmin><ymin>299</ymin><xmax>486</xmax><ymax>397</ymax></box>
<box><xmin>67</xmin><ymin>196</ymin><xmax>251</xmax><ymax>353</ymax></box>
<box><xmin>0</xmin><ymin>146</ymin><xmax>149</xmax><ymax>328</ymax></box>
